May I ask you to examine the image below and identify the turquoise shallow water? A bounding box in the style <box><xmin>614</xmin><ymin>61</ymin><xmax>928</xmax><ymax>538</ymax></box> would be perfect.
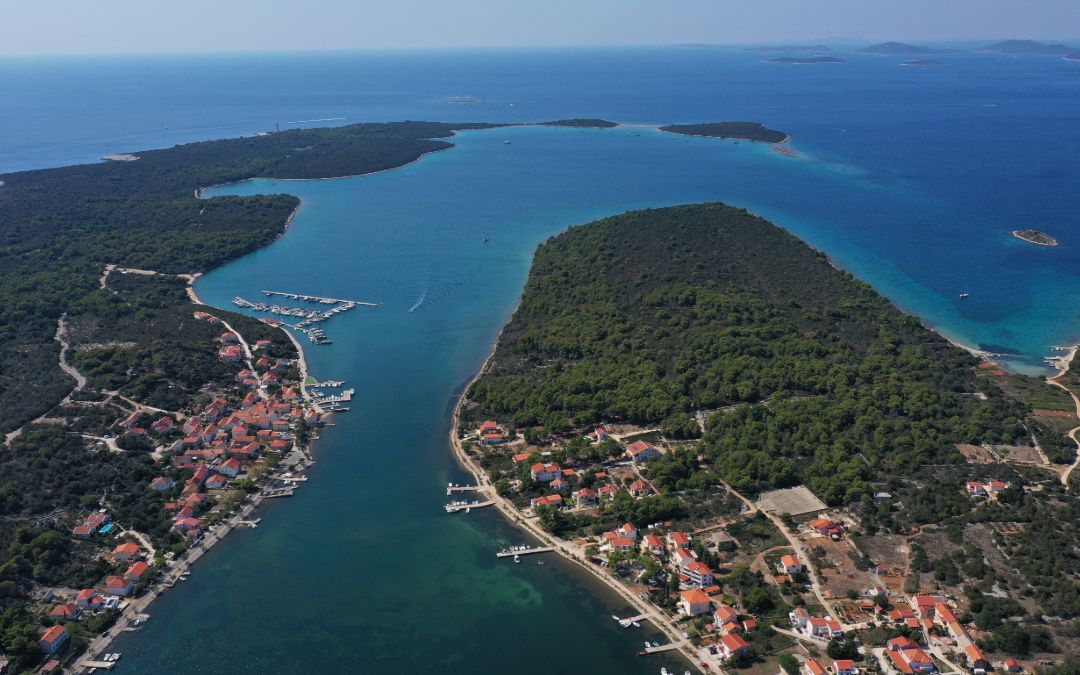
<box><xmin>2</xmin><ymin>47</ymin><xmax>1073</xmax><ymax>671</ymax></box>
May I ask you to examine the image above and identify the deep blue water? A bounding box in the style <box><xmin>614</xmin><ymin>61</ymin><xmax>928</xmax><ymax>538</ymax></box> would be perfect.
<box><xmin>2</xmin><ymin>48</ymin><xmax>1080</xmax><ymax>673</ymax></box>
<box><xmin>3</xmin><ymin>48</ymin><xmax>1080</xmax><ymax>369</ymax></box>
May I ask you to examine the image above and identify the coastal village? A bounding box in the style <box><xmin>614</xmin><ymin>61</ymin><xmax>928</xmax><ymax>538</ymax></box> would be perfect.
<box><xmin>452</xmin><ymin>414</ymin><xmax>1049</xmax><ymax>675</ymax></box>
<box><xmin>11</xmin><ymin>274</ymin><xmax>338</xmax><ymax>674</ymax></box>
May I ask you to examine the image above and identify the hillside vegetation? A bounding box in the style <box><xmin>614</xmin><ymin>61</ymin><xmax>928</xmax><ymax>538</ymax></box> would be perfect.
<box><xmin>467</xmin><ymin>204</ymin><xmax>1032</xmax><ymax>503</ymax></box>
<box><xmin>0</xmin><ymin>122</ymin><xmax>489</xmax><ymax>432</ymax></box>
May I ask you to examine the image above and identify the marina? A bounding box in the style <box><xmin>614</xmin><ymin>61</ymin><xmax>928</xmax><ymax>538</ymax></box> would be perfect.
<box><xmin>444</xmin><ymin>500</ymin><xmax>494</xmax><ymax>513</ymax></box>
<box><xmin>232</xmin><ymin>290</ymin><xmax>379</xmax><ymax>346</ymax></box>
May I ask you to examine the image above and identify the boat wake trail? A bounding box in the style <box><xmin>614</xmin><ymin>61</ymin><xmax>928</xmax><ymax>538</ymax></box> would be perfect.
<box><xmin>408</xmin><ymin>289</ymin><xmax>428</xmax><ymax>313</ymax></box>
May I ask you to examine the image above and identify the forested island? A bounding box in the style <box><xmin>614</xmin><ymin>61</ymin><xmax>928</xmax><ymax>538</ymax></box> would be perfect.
<box><xmin>1012</xmin><ymin>228</ymin><xmax>1058</xmax><ymax>246</ymax></box>
<box><xmin>858</xmin><ymin>41</ymin><xmax>958</xmax><ymax>55</ymax></box>
<box><xmin>981</xmin><ymin>39</ymin><xmax>1075</xmax><ymax>55</ymax></box>
<box><xmin>901</xmin><ymin>59</ymin><xmax>943</xmax><ymax>67</ymax></box>
<box><xmin>458</xmin><ymin>203</ymin><xmax>1080</xmax><ymax>669</ymax></box>
<box><xmin>659</xmin><ymin>122</ymin><xmax>787</xmax><ymax>143</ymax></box>
<box><xmin>765</xmin><ymin>56</ymin><xmax>844</xmax><ymax>64</ymax></box>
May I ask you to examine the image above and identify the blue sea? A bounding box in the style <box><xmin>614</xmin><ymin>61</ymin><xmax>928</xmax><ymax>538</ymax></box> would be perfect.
<box><xmin>2</xmin><ymin>47</ymin><xmax>1079</xmax><ymax>672</ymax></box>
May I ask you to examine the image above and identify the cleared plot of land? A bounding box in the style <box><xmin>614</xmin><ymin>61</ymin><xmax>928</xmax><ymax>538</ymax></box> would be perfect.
<box><xmin>757</xmin><ymin>486</ymin><xmax>827</xmax><ymax>516</ymax></box>
<box><xmin>955</xmin><ymin>443</ymin><xmax>998</xmax><ymax>464</ymax></box>
<box><xmin>995</xmin><ymin>444</ymin><xmax>1048</xmax><ymax>466</ymax></box>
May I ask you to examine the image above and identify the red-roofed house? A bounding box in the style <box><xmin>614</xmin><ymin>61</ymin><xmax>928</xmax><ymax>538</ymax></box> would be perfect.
<box><xmin>512</xmin><ymin>452</ymin><xmax>533</xmax><ymax>464</ymax></box>
<box><xmin>105</xmin><ymin>575</ymin><xmax>133</xmax><ymax>597</ymax></box>
<box><xmin>640</xmin><ymin>534</ymin><xmax>664</xmax><ymax>555</ymax></box>
<box><xmin>530</xmin><ymin>463</ymin><xmax>561</xmax><ymax>482</ymax></box>
<box><xmin>38</xmin><ymin>625</ymin><xmax>68</xmax><ymax>654</ymax></box>
<box><xmin>530</xmin><ymin>494</ymin><xmax>563</xmax><ymax>509</ymax></box>
<box><xmin>125</xmin><ymin>561</ymin><xmax>150</xmax><ymax>581</ymax></box>
<box><xmin>75</xmin><ymin>589</ymin><xmax>101</xmax><ymax>610</ymax></box>
<box><xmin>667</xmin><ymin>531</ymin><xmax>691</xmax><ymax>549</ymax></box>
<box><xmin>218</xmin><ymin>458</ymin><xmax>242</xmax><ymax>478</ymax></box>
<box><xmin>610</xmin><ymin>537</ymin><xmax>636</xmax><ymax>553</ymax></box>
<box><xmin>777</xmin><ymin>554</ymin><xmax>803</xmax><ymax>574</ymax></box>
<box><xmin>802</xmin><ymin>659</ymin><xmax>827</xmax><ymax>675</ymax></box>
<box><xmin>629</xmin><ymin>479</ymin><xmax>650</xmax><ymax>497</ymax></box>
<box><xmin>151</xmin><ymin>416</ymin><xmax>175</xmax><ymax>433</ymax></box>
<box><xmin>625</xmin><ymin>440</ymin><xmax>662</xmax><ymax>462</ymax></box>
<box><xmin>713</xmin><ymin>605</ymin><xmax>740</xmax><ymax>633</ymax></box>
<box><xmin>598</xmin><ymin>485</ymin><xmax>618</xmax><ymax>500</ymax></box>
<box><xmin>573</xmin><ymin>488</ymin><xmax>598</xmax><ymax>507</ymax></box>
<box><xmin>679</xmin><ymin>588</ymin><xmax>712</xmax><ymax>616</ymax></box>
<box><xmin>963</xmin><ymin>644</ymin><xmax>989</xmax><ymax>673</ymax></box>
<box><xmin>809</xmin><ymin>616</ymin><xmax>843</xmax><ymax>639</ymax></box>
<box><xmin>809</xmin><ymin>518</ymin><xmax>844</xmax><ymax>538</ymax></box>
<box><xmin>686</xmin><ymin>561</ymin><xmax>714</xmax><ymax>587</ymax></box>
<box><xmin>718</xmin><ymin>633</ymin><xmax>750</xmax><ymax>660</ymax></box>
<box><xmin>834</xmin><ymin>659</ymin><xmax>858</xmax><ymax>675</ymax></box>
<box><xmin>910</xmin><ymin>595</ymin><xmax>945</xmax><ymax>619</ymax></box>
<box><xmin>49</xmin><ymin>604</ymin><xmax>80</xmax><ymax>621</ymax></box>
<box><xmin>113</xmin><ymin>542</ymin><xmax>140</xmax><ymax>563</ymax></box>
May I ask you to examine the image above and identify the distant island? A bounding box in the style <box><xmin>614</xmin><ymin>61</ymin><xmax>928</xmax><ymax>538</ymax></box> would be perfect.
<box><xmin>765</xmin><ymin>56</ymin><xmax>844</xmax><ymax>64</ymax></box>
<box><xmin>858</xmin><ymin>41</ymin><xmax>958</xmax><ymax>55</ymax></box>
<box><xmin>981</xmin><ymin>39</ymin><xmax>1074</xmax><ymax>55</ymax></box>
<box><xmin>901</xmin><ymin>59</ymin><xmax>943</xmax><ymax>67</ymax></box>
<box><xmin>744</xmin><ymin>44</ymin><xmax>832</xmax><ymax>53</ymax></box>
<box><xmin>1063</xmin><ymin>51</ymin><xmax>1080</xmax><ymax>62</ymax></box>
<box><xmin>659</xmin><ymin>121</ymin><xmax>788</xmax><ymax>143</ymax></box>
<box><xmin>1012</xmin><ymin>228</ymin><xmax>1059</xmax><ymax>246</ymax></box>
<box><xmin>538</xmin><ymin>118</ymin><xmax>619</xmax><ymax>128</ymax></box>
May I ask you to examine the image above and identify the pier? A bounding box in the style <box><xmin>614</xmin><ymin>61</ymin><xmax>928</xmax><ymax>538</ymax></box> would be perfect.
<box><xmin>78</xmin><ymin>660</ymin><xmax>116</xmax><ymax>670</ymax></box>
<box><xmin>642</xmin><ymin>641</ymin><xmax>686</xmax><ymax>654</ymax></box>
<box><xmin>495</xmin><ymin>546</ymin><xmax>554</xmax><ymax>558</ymax></box>
<box><xmin>446</xmin><ymin>485</ymin><xmax>484</xmax><ymax>494</ymax></box>
<box><xmin>262</xmin><ymin>487</ymin><xmax>296</xmax><ymax>499</ymax></box>
<box><xmin>445</xmin><ymin>500</ymin><xmax>494</xmax><ymax>513</ymax></box>
<box><xmin>263</xmin><ymin>290</ymin><xmax>379</xmax><ymax>307</ymax></box>
<box><xmin>615</xmin><ymin>613</ymin><xmax>652</xmax><ymax>627</ymax></box>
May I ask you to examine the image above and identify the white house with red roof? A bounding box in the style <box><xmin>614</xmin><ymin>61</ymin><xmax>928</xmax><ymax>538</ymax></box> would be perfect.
<box><xmin>640</xmin><ymin>534</ymin><xmax>665</xmax><ymax>555</ymax></box>
<box><xmin>713</xmin><ymin>605</ymin><xmax>741</xmax><ymax>634</ymax></box>
<box><xmin>777</xmin><ymin>554</ymin><xmax>803</xmax><ymax>574</ymax></box>
<box><xmin>718</xmin><ymin>633</ymin><xmax>750</xmax><ymax>659</ymax></box>
<box><xmin>530</xmin><ymin>494</ymin><xmax>563</xmax><ymax>509</ymax></box>
<box><xmin>616</xmin><ymin>522</ymin><xmax>638</xmax><ymax>541</ymax></box>
<box><xmin>573</xmin><ymin>488</ymin><xmax>598</xmax><ymax>507</ymax></box>
<box><xmin>105</xmin><ymin>575</ymin><xmax>133</xmax><ymax>597</ymax></box>
<box><xmin>609</xmin><ymin>537</ymin><xmax>636</xmax><ymax>553</ymax></box>
<box><xmin>629</xmin><ymin>479</ymin><xmax>650</xmax><ymax>497</ymax></box>
<box><xmin>667</xmin><ymin>531</ymin><xmax>691</xmax><ymax>549</ymax></box>
<box><xmin>887</xmin><ymin>636</ymin><xmax>936</xmax><ymax>674</ymax></box>
<box><xmin>625</xmin><ymin>440</ymin><xmax>662</xmax><ymax>462</ymax></box>
<box><xmin>38</xmin><ymin>625</ymin><xmax>68</xmax><ymax>654</ymax></box>
<box><xmin>686</xmin><ymin>561</ymin><xmax>715</xmax><ymax>587</ymax></box>
<box><xmin>834</xmin><ymin>659</ymin><xmax>858</xmax><ymax>675</ymax></box>
<box><xmin>802</xmin><ymin>659</ymin><xmax>827</xmax><ymax>675</ymax></box>
<box><xmin>809</xmin><ymin>616</ymin><xmax>843</xmax><ymax>638</ymax></box>
<box><xmin>530</xmin><ymin>462</ymin><xmax>561</xmax><ymax>482</ymax></box>
<box><xmin>124</xmin><ymin>561</ymin><xmax>150</xmax><ymax>582</ymax></box>
<box><xmin>679</xmin><ymin>588</ymin><xmax>712</xmax><ymax>616</ymax></box>
<box><xmin>49</xmin><ymin>603</ymin><xmax>80</xmax><ymax>621</ymax></box>
<box><xmin>112</xmin><ymin>542</ymin><xmax>140</xmax><ymax>563</ymax></box>
<box><xmin>598</xmin><ymin>485</ymin><xmax>618</xmax><ymax>500</ymax></box>
<box><xmin>218</xmin><ymin>458</ymin><xmax>242</xmax><ymax>478</ymax></box>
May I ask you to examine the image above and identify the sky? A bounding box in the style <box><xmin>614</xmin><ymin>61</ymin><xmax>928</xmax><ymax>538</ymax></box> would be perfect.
<box><xmin>2</xmin><ymin>0</ymin><xmax>1078</xmax><ymax>56</ymax></box>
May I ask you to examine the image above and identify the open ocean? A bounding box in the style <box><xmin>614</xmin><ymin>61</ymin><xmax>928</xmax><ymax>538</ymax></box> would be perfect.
<box><xmin>2</xmin><ymin>47</ymin><xmax>1079</xmax><ymax>672</ymax></box>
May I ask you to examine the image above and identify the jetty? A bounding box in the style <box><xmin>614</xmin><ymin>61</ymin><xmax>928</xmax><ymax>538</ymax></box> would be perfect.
<box><xmin>495</xmin><ymin>545</ymin><xmax>554</xmax><ymax>558</ymax></box>
<box><xmin>446</xmin><ymin>485</ymin><xmax>483</xmax><ymax>494</ymax></box>
<box><xmin>445</xmin><ymin>500</ymin><xmax>494</xmax><ymax>513</ymax></box>
<box><xmin>263</xmin><ymin>290</ymin><xmax>379</xmax><ymax>307</ymax></box>
<box><xmin>262</xmin><ymin>487</ymin><xmax>296</xmax><ymax>499</ymax></box>
<box><xmin>616</xmin><ymin>613</ymin><xmax>652</xmax><ymax>627</ymax></box>
<box><xmin>643</xmin><ymin>641</ymin><xmax>686</xmax><ymax>654</ymax></box>
<box><xmin>78</xmin><ymin>660</ymin><xmax>116</xmax><ymax>670</ymax></box>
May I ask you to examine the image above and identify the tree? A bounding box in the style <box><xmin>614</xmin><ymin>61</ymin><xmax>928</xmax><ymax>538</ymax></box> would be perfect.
<box><xmin>779</xmin><ymin>653</ymin><xmax>800</xmax><ymax>675</ymax></box>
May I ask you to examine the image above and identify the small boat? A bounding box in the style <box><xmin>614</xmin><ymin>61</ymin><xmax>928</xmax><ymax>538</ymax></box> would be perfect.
<box><xmin>632</xmin><ymin>621</ymin><xmax>641</xmax><ymax>628</ymax></box>
<box><xmin>537</xmin><ymin>560</ymin><xmax>545</xmax><ymax>565</ymax></box>
<box><xmin>959</xmin><ymin>293</ymin><xmax>970</xmax><ymax>299</ymax></box>
<box><xmin>465</xmin><ymin>507</ymin><xmax>471</xmax><ymax>513</ymax></box>
<box><xmin>635</xmin><ymin>650</ymin><xmax>648</xmax><ymax>656</ymax></box>
<box><xmin>644</xmin><ymin>641</ymin><xmax>651</xmax><ymax>648</ymax></box>
<box><xmin>504</xmin><ymin>140</ymin><xmax>512</xmax><ymax>145</ymax></box>
<box><xmin>612</xmin><ymin>615</ymin><xmax>621</xmax><ymax>621</ymax></box>
<box><xmin>514</xmin><ymin>554</ymin><xmax>520</xmax><ymax>563</ymax></box>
